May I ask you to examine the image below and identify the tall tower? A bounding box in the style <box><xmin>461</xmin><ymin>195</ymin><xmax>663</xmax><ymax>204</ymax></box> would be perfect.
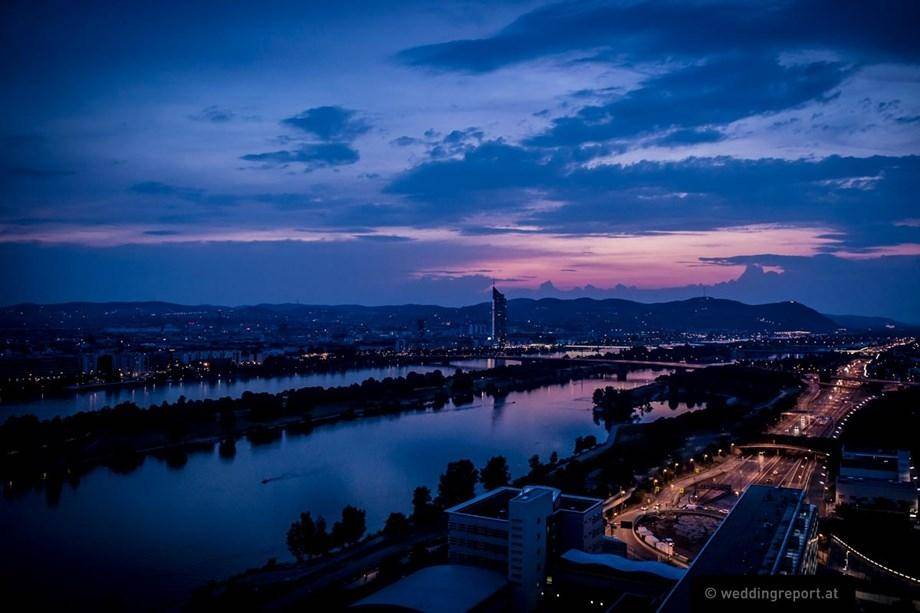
<box><xmin>491</xmin><ymin>283</ymin><xmax>507</xmax><ymax>347</ymax></box>
<box><xmin>508</xmin><ymin>487</ymin><xmax>555</xmax><ymax>611</ymax></box>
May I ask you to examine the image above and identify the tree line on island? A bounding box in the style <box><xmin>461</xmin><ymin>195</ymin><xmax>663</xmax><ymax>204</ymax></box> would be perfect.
<box><xmin>1</xmin><ymin>361</ymin><xmax>619</xmax><ymax>495</ymax></box>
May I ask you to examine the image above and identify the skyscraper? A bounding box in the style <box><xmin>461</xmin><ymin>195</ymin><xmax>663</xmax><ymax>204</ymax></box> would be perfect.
<box><xmin>491</xmin><ymin>284</ymin><xmax>507</xmax><ymax>347</ymax></box>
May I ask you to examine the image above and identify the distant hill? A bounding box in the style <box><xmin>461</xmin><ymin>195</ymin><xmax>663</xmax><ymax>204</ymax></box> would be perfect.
<box><xmin>489</xmin><ymin>297</ymin><xmax>839</xmax><ymax>333</ymax></box>
<box><xmin>826</xmin><ymin>313</ymin><xmax>909</xmax><ymax>331</ymax></box>
<box><xmin>0</xmin><ymin>296</ymin><xmax>851</xmax><ymax>334</ymax></box>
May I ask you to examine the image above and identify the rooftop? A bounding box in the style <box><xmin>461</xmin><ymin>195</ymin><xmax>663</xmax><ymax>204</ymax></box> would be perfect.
<box><xmin>354</xmin><ymin>564</ymin><xmax>507</xmax><ymax>613</ymax></box>
<box><xmin>517</xmin><ymin>485</ymin><xmax>559</xmax><ymax>504</ymax></box>
<box><xmin>558</xmin><ymin>494</ymin><xmax>603</xmax><ymax>513</ymax></box>
<box><xmin>446</xmin><ymin>486</ymin><xmax>604</xmax><ymax>520</ymax></box>
<box><xmin>658</xmin><ymin>485</ymin><xmax>806</xmax><ymax>613</ymax></box>
<box><xmin>447</xmin><ymin>487</ymin><xmax>518</xmax><ymax>520</ymax></box>
<box><xmin>561</xmin><ymin>550</ymin><xmax>686</xmax><ymax>582</ymax></box>
<box><xmin>840</xmin><ymin>449</ymin><xmax>911</xmax><ymax>482</ymax></box>
<box><xmin>841</xmin><ymin>455</ymin><xmax>900</xmax><ymax>474</ymax></box>
<box><xmin>843</xmin><ymin>448</ymin><xmax>904</xmax><ymax>459</ymax></box>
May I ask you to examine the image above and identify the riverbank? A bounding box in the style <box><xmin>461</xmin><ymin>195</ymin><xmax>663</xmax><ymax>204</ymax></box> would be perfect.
<box><xmin>0</xmin><ymin>367</ymin><xmax>631</xmax><ymax>609</ymax></box>
<box><xmin>186</xmin><ymin>366</ymin><xmax>804</xmax><ymax>610</ymax></box>
<box><xmin>0</xmin><ymin>351</ymin><xmax>509</xmax><ymax>407</ymax></box>
<box><xmin>0</xmin><ymin>361</ymin><xmax>618</xmax><ymax>496</ymax></box>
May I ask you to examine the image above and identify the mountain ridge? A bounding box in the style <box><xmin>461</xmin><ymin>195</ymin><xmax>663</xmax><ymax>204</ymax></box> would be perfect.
<box><xmin>1</xmin><ymin>296</ymin><xmax>906</xmax><ymax>333</ymax></box>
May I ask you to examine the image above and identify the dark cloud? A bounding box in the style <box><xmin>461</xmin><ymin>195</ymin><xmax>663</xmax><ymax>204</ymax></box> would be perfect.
<box><xmin>430</xmin><ymin>127</ymin><xmax>485</xmax><ymax>158</ymax></box>
<box><xmin>398</xmin><ymin>0</ymin><xmax>920</xmax><ymax>73</ymax></box>
<box><xmin>442</xmin><ymin>127</ymin><xmax>484</xmax><ymax>145</ymax></box>
<box><xmin>353</xmin><ymin>234</ymin><xmax>414</xmax><ymax>242</ymax></box>
<box><xmin>398</xmin><ymin>1</ymin><xmax>911</xmax><ymax>153</ymax></box>
<box><xmin>533</xmin><ymin>155</ymin><xmax>919</xmax><ymax>243</ymax></box>
<box><xmin>458</xmin><ymin>225</ymin><xmax>544</xmax><ymax>236</ymax></box>
<box><xmin>390</xmin><ymin>127</ymin><xmax>486</xmax><ymax>158</ymax></box>
<box><xmin>128</xmin><ymin>181</ymin><xmax>238</xmax><ymax>206</ymax></box>
<box><xmin>386</xmin><ymin>140</ymin><xmax>558</xmax><ymax>201</ymax></box>
<box><xmin>130</xmin><ymin>181</ymin><xmax>204</xmax><ymax>199</ymax></box>
<box><xmin>652</xmin><ymin>127</ymin><xmax>725</xmax><ymax>147</ymax></box>
<box><xmin>128</xmin><ymin>183</ymin><xmax>328</xmax><ymax>211</ymax></box>
<box><xmin>5</xmin><ymin>166</ymin><xmax>75</xmax><ymax>177</ymax></box>
<box><xmin>251</xmin><ymin>192</ymin><xmax>320</xmax><ymax>210</ymax></box>
<box><xmin>281</xmin><ymin>106</ymin><xmax>370</xmax><ymax>142</ymax></box>
<box><xmin>387</xmin><ymin>144</ymin><xmax>920</xmax><ymax>247</ymax></box>
<box><xmin>189</xmin><ymin>105</ymin><xmax>235</xmax><ymax>123</ymax></box>
<box><xmin>528</xmin><ymin>56</ymin><xmax>850</xmax><ymax>147</ymax></box>
<box><xmin>390</xmin><ymin>136</ymin><xmax>420</xmax><ymax>147</ymax></box>
<box><xmin>0</xmin><ymin>1</ymin><xmax>916</xmax><ymax>316</ymax></box>
<box><xmin>0</xmin><ymin>133</ymin><xmax>76</xmax><ymax>190</ymax></box>
<box><xmin>240</xmin><ymin>143</ymin><xmax>359</xmax><ymax>170</ymax></box>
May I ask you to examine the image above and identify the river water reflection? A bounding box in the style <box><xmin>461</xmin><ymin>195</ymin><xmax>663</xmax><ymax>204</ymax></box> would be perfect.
<box><xmin>0</xmin><ymin>366</ymin><xmax>691</xmax><ymax>609</ymax></box>
<box><xmin>1</xmin><ymin>360</ymin><xmax>521</xmax><ymax>421</ymax></box>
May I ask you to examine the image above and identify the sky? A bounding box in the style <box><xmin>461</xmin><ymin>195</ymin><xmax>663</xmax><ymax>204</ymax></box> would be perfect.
<box><xmin>1</xmin><ymin>0</ymin><xmax>919</xmax><ymax>319</ymax></box>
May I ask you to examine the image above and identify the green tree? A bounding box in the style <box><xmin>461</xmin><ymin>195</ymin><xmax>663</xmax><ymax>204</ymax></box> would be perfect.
<box><xmin>592</xmin><ymin>386</ymin><xmax>634</xmax><ymax>421</ymax></box>
<box><xmin>528</xmin><ymin>454</ymin><xmax>542</xmax><ymax>473</ymax></box>
<box><xmin>412</xmin><ymin>486</ymin><xmax>436</xmax><ymax>525</ymax></box>
<box><xmin>383</xmin><ymin>512</ymin><xmax>410</xmax><ymax>539</ymax></box>
<box><xmin>480</xmin><ymin>455</ymin><xmax>511</xmax><ymax>490</ymax></box>
<box><xmin>438</xmin><ymin>459</ymin><xmax>479</xmax><ymax>507</ymax></box>
<box><xmin>310</xmin><ymin>517</ymin><xmax>330</xmax><ymax>556</ymax></box>
<box><xmin>574</xmin><ymin>434</ymin><xmax>598</xmax><ymax>454</ymax></box>
<box><xmin>592</xmin><ymin>388</ymin><xmax>605</xmax><ymax>406</ymax></box>
<box><xmin>286</xmin><ymin>512</ymin><xmax>315</xmax><ymax>561</ymax></box>
<box><xmin>336</xmin><ymin>505</ymin><xmax>366</xmax><ymax>546</ymax></box>
<box><xmin>527</xmin><ymin>454</ymin><xmax>547</xmax><ymax>481</ymax></box>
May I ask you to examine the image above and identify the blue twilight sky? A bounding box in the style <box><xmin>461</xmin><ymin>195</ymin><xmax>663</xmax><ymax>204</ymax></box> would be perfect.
<box><xmin>1</xmin><ymin>0</ymin><xmax>919</xmax><ymax>319</ymax></box>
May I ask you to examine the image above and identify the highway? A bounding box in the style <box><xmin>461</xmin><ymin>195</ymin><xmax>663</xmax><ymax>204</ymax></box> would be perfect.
<box><xmin>770</xmin><ymin>356</ymin><xmax>876</xmax><ymax>437</ymax></box>
<box><xmin>609</xmin><ymin>349</ymin><xmax>896</xmax><ymax>565</ymax></box>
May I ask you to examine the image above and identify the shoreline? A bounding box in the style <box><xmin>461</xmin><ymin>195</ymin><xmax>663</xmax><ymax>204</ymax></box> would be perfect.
<box><xmin>0</xmin><ymin>362</ymin><xmax>625</xmax><ymax>495</ymax></box>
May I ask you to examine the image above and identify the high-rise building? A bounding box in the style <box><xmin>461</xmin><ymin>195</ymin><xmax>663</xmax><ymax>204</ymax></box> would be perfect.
<box><xmin>446</xmin><ymin>485</ymin><xmax>604</xmax><ymax>610</ymax></box>
<box><xmin>491</xmin><ymin>284</ymin><xmax>508</xmax><ymax>347</ymax></box>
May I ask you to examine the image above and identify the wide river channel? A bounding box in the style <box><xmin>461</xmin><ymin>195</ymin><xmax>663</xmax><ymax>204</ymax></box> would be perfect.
<box><xmin>0</xmin><ymin>363</ymin><xmax>697</xmax><ymax>609</ymax></box>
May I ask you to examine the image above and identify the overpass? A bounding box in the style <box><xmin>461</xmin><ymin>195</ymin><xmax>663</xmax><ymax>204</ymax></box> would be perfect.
<box><xmin>733</xmin><ymin>441</ymin><xmax>832</xmax><ymax>458</ymax></box>
<box><xmin>819</xmin><ymin>375</ymin><xmax>915</xmax><ymax>386</ymax></box>
<box><xmin>525</xmin><ymin>356</ymin><xmax>916</xmax><ymax>386</ymax></box>
<box><xmin>420</xmin><ymin>354</ymin><xmax>718</xmax><ymax>371</ymax></box>
<box><xmin>425</xmin><ymin>353</ymin><xmax>915</xmax><ymax>385</ymax></box>
<box><xmin>510</xmin><ymin>355</ymin><xmax>726</xmax><ymax>370</ymax></box>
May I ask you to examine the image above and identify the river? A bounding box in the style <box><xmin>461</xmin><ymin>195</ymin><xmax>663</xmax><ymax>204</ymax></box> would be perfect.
<box><xmin>0</xmin><ymin>366</ymin><xmax>693</xmax><ymax>609</ymax></box>
<box><xmin>0</xmin><ymin>360</ymin><xmax>519</xmax><ymax>421</ymax></box>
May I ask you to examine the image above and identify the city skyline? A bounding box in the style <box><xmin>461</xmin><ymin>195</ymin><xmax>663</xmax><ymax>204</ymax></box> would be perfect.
<box><xmin>1</xmin><ymin>4</ymin><xmax>917</xmax><ymax>608</ymax></box>
<box><xmin>1</xmin><ymin>1</ymin><xmax>919</xmax><ymax>320</ymax></box>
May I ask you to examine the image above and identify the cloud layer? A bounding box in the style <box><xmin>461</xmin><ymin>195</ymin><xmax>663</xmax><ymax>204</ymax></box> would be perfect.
<box><xmin>0</xmin><ymin>1</ymin><xmax>918</xmax><ymax>318</ymax></box>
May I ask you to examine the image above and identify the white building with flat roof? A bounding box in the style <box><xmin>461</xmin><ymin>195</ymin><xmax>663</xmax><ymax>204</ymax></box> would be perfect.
<box><xmin>446</xmin><ymin>485</ymin><xmax>604</xmax><ymax>610</ymax></box>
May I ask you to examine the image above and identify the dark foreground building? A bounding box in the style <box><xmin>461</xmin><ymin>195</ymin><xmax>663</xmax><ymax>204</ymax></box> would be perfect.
<box><xmin>446</xmin><ymin>486</ymin><xmax>604</xmax><ymax>609</ymax></box>
<box><xmin>658</xmin><ymin>485</ymin><xmax>818</xmax><ymax>612</ymax></box>
<box><xmin>358</xmin><ymin>486</ymin><xmax>681</xmax><ymax>612</ymax></box>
